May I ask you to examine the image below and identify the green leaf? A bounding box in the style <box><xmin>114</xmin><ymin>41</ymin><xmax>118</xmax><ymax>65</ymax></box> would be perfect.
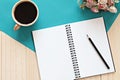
<box><xmin>80</xmin><ymin>3</ymin><xmax>86</xmax><ymax>9</ymax></box>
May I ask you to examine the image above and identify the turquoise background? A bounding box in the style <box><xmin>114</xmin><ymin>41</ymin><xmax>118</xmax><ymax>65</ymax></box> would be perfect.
<box><xmin>0</xmin><ymin>0</ymin><xmax>120</xmax><ymax>51</ymax></box>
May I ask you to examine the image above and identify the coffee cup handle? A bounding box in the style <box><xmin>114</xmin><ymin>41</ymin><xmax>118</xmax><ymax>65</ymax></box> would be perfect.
<box><xmin>14</xmin><ymin>24</ymin><xmax>21</xmax><ymax>30</ymax></box>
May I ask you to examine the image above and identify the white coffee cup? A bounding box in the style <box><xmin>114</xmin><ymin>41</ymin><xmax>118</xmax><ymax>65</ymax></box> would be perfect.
<box><xmin>12</xmin><ymin>0</ymin><xmax>39</xmax><ymax>30</ymax></box>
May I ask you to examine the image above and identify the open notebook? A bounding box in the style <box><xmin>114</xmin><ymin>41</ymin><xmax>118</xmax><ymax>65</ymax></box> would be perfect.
<box><xmin>32</xmin><ymin>17</ymin><xmax>115</xmax><ymax>80</ymax></box>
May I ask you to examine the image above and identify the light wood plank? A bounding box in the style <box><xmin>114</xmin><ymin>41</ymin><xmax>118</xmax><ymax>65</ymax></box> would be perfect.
<box><xmin>1</xmin><ymin>32</ymin><xmax>27</xmax><ymax>80</ymax></box>
<box><xmin>10</xmin><ymin>34</ymin><xmax>16</xmax><ymax>80</ymax></box>
<box><xmin>0</xmin><ymin>31</ymin><xmax>2</xmax><ymax>80</ymax></box>
<box><xmin>0</xmin><ymin>31</ymin><xmax>39</xmax><ymax>80</ymax></box>
<box><xmin>26</xmin><ymin>48</ymin><xmax>40</xmax><ymax>80</ymax></box>
<box><xmin>101</xmin><ymin>14</ymin><xmax>120</xmax><ymax>80</ymax></box>
<box><xmin>14</xmin><ymin>38</ymin><xmax>27</xmax><ymax>80</ymax></box>
<box><xmin>1</xmin><ymin>33</ymin><xmax>11</xmax><ymax>80</ymax></box>
<box><xmin>81</xmin><ymin>75</ymin><xmax>101</xmax><ymax>80</ymax></box>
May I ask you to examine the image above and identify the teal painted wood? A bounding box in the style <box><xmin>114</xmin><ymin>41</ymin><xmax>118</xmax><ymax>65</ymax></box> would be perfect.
<box><xmin>0</xmin><ymin>0</ymin><xmax>120</xmax><ymax>51</ymax></box>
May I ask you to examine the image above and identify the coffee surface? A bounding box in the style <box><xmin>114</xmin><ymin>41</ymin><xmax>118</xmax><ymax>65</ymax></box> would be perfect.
<box><xmin>14</xmin><ymin>2</ymin><xmax>37</xmax><ymax>24</ymax></box>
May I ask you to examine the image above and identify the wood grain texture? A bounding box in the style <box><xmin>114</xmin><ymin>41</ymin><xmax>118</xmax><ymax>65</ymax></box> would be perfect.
<box><xmin>101</xmin><ymin>14</ymin><xmax>120</xmax><ymax>80</ymax></box>
<box><xmin>81</xmin><ymin>75</ymin><xmax>101</xmax><ymax>80</ymax></box>
<box><xmin>0</xmin><ymin>31</ymin><xmax>39</xmax><ymax>80</ymax></box>
<box><xmin>0</xmin><ymin>14</ymin><xmax>120</xmax><ymax>80</ymax></box>
<box><xmin>0</xmin><ymin>31</ymin><xmax>1</xmax><ymax>80</ymax></box>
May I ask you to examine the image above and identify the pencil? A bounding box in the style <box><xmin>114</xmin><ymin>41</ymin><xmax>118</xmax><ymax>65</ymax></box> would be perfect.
<box><xmin>87</xmin><ymin>35</ymin><xmax>110</xmax><ymax>69</ymax></box>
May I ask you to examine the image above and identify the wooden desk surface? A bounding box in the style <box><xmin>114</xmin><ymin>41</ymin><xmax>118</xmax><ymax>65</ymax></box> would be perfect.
<box><xmin>0</xmin><ymin>14</ymin><xmax>120</xmax><ymax>80</ymax></box>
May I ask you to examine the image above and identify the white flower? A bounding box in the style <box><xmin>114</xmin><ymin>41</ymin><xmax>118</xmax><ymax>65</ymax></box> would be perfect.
<box><xmin>108</xmin><ymin>6</ymin><xmax>117</xmax><ymax>13</ymax></box>
<box><xmin>114</xmin><ymin>0</ymin><xmax>120</xmax><ymax>3</ymax></box>
<box><xmin>98</xmin><ymin>0</ymin><xmax>108</xmax><ymax>4</ymax></box>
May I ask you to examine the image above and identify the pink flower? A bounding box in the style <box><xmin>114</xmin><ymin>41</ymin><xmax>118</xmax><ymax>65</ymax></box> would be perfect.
<box><xmin>87</xmin><ymin>0</ymin><xmax>97</xmax><ymax>5</ymax></box>
<box><xmin>107</xmin><ymin>0</ymin><xmax>114</xmax><ymax>6</ymax></box>
<box><xmin>98</xmin><ymin>4</ymin><xmax>108</xmax><ymax>10</ymax></box>
<box><xmin>86</xmin><ymin>2</ymin><xmax>93</xmax><ymax>8</ymax></box>
<box><xmin>91</xmin><ymin>7</ymin><xmax>99</xmax><ymax>13</ymax></box>
<box><xmin>87</xmin><ymin>0</ymin><xmax>94</xmax><ymax>3</ymax></box>
<box><xmin>80</xmin><ymin>0</ymin><xmax>118</xmax><ymax>13</ymax></box>
<box><xmin>85</xmin><ymin>0</ymin><xmax>97</xmax><ymax>8</ymax></box>
<box><xmin>98</xmin><ymin>4</ymin><xmax>104</xmax><ymax>8</ymax></box>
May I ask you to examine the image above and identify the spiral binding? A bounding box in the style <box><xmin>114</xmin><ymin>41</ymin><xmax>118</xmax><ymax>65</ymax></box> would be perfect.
<box><xmin>65</xmin><ymin>25</ymin><xmax>80</xmax><ymax>79</ymax></box>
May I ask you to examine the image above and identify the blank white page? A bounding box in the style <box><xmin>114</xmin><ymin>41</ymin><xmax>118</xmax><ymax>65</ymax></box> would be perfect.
<box><xmin>71</xmin><ymin>17</ymin><xmax>115</xmax><ymax>78</ymax></box>
<box><xmin>32</xmin><ymin>25</ymin><xmax>75</xmax><ymax>80</ymax></box>
<box><xmin>32</xmin><ymin>17</ymin><xmax>115</xmax><ymax>80</ymax></box>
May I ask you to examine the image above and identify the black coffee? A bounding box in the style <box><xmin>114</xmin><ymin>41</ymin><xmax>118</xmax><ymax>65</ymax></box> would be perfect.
<box><xmin>14</xmin><ymin>2</ymin><xmax>37</xmax><ymax>24</ymax></box>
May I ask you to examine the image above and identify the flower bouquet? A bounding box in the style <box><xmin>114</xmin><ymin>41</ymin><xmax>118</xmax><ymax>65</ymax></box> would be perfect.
<box><xmin>80</xmin><ymin>0</ymin><xmax>119</xmax><ymax>13</ymax></box>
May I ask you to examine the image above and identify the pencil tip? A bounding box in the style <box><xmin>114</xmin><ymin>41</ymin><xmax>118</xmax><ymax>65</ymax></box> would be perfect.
<box><xmin>108</xmin><ymin>66</ymin><xmax>110</xmax><ymax>69</ymax></box>
<box><xmin>87</xmin><ymin>34</ymin><xmax>89</xmax><ymax>38</ymax></box>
